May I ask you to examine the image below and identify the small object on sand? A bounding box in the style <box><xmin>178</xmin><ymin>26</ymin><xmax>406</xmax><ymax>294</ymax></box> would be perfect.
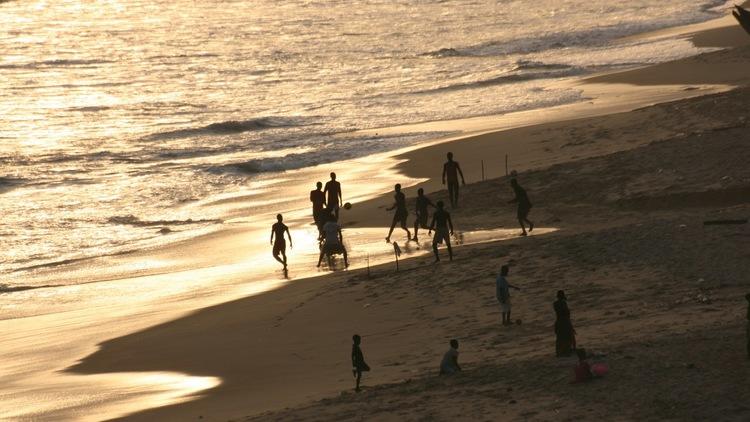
<box><xmin>344</xmin><ymin>202</ymin><xmax>352</xmax><ymax>210</ymax></box>
<box><xmin>515</xmin><ymin>319</ymin><xmax>522</xmax><ymax>325</ymax></box>
<box><xmin>703</xmin><ymin>219</ymin><xmax>748</xmax><ymax>226</ymax></box>
<box><xmin>591</xmin><ymin>363</ymin><xmax>609</xmax><ymax>377</ymax></box>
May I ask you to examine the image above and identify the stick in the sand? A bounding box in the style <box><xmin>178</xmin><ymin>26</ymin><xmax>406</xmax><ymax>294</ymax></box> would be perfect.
<box><xmin>505</xmin><ymin>154</ymin><xmax>508</xmax><ymax>177</ymax></box>
<box><xmin>393</xmin><ymin>242</ymin><xmax>401</xmax><ymax>271</ymax></box>
<box><xmin>481</xmin><ymin>160</ymin><xmax>485</xmax><ymax>181</ymax></box>
<box><xmin>366</xmin><ymin>253</ymin><xmax>371</xmax><ymax>278</ymax></box>
<box><xmin>703</xmin><ymin>219</ymin><xmax>748</xmax><ymax>225</ymax></box>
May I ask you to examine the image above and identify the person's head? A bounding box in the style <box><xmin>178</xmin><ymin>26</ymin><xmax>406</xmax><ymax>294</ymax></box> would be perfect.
<box><xmin>316</xmin><ymin>181</ymin><xmax>322</xmax><ymax>189</ymax></box>
<box><xmin>417</xmin><ymin>188</ymin><xmax>424</xmax><ymax>196</ymax></box>
<box><xmin>450</xmin><ymin>339</ymin><xmax>459</xmax><ymax>349</ymax></box>
<box><xmin>576</xmin><ymin>348</ymin><xmax>587</xmax><ymax>362</ymax></box>
<box><xmin>447</xmin><ymin>152</ymin><xmax>453</xmax><ymax>161</ymax></box>
<box><xmin>330</xmin><ymin>172</ymin><xmax>336</xmax><ymax>180</ymax></box>
<box><xmin>501</xmin><ymin>265</ymin><xmax>509</xmax><ymax>276</ymax></box>
<box><xmin>395</xmin><ymin>183</ymin><xmax>401</xmax><ymax>192</ymax></box>
<box><xmin>557</xmin><ymin>290</ymin><xmax>566</xmax><ymax>300</ymax></box>
<box><xmin>353</xmin><ymin>334</ymin><xmax>361</xmax><ymax>345</ymax></box>
<box><xmin>436</xmin><ymin>200</ymin><xmax>444</xmax><ymax>209</ymax></box>
<box><xmin>510</xmin><ymin>178</ymin><xmax>519</xmax><ymax>188</ymax></box>
<box><xmin>276</xmin><ymin>214</ymin><xmax>283</xmax><ymax>222</ymax></box>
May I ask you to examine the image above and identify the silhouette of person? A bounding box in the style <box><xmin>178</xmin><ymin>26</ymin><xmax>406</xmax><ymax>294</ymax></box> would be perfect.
<box><xmin>351</xmin><ymin>334</ymin><xmax>370</xmax><ymax>392</ymax></box>
<box><xmin>428</xmin><ymin>200</ymin><xmax>454</xmax><ymax>262</ymax></box>
<box><xmin>439</xmin><ymin>339</ymin><xmax>461</xmax><ymax>375</ymax></box>
<box><xmin>318</xmin><ymin>213</ymin><xmax>348</xmax><ymax>268</ymax></box>
<box><xmin>385</xmin><ymin>183</ymin><xmax>411</xmax><ymax>243</ymax></box>
<box><xmin>310</xmin><ymin>181</ymin><xmax>326</xmax><ymax>236</ymax></box>
<box><xmin>746</xmin><ymin>293</ymin><xmax>750</xmax><ymax>359</ymax></box>
<box><xmin>324</xmin><ymin>172</ymin><xmax>342</xmax><ymax>220</ymax></box>
<box><xmin>442</xmin><ymin>152</ymin><xmax>465</xmax><ymax>208</ymax></box>
<box><xmin>270</xmin><ymin>214</ymin><xmax>292</xmax><ymax>270</ymax></box>
<box><xmin>496</xmin><ymin>265</ymin><xmax>521</xmax><ymax>325</ymax></box>
<box><xmin>413</xmin><ymin>188</ymin><xmax>435</xmax><ymax>243</ymax></box>
<box><xmin>508</xmin><ymin>178</ymin><xmax>534</xmax><ymax>236</ymax></box>
<box><xmin>554</xmin><ymin>290</ymin><xmax>576</xmax><ymax>357</ymax></box>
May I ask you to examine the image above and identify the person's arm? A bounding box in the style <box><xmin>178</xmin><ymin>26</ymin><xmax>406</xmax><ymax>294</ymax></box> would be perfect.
<box><xmin>509</xmin><ymin>283</ymin><xmax>521</xmax><ymax>291</ymax></box>
<box><xmin>507</xmin><ymin>192</ymin><xmax>518</xmax><ymax>204</ymax></box>
<box><xmin>428</xmin><ymin>215</ymin><xmax>436</xmax><ymax>233</ymax></box>
<box><xmin>453</xmin><ymin>355</ymin><xmax>461</xmax><ymax>371</ymax></box>
<box><xmin>338</xmin><ymin>228</ymin><xmax>344</xmax><ymax>244</ymax></box>
<box><xmin>286</xmin><ymin>227</ymin><xmax>292</xmax><ymax>248</ymax></box>
<box><xmin>457</xmin><ymin>162</ymin><xmax>465</xmax><ymax>185</ymax></box>
<box><xmin>447</xmin><ymin>214</ymin><xmax>454</xmax><ymax>235</ymax></box>
<box><xmin>386</xmin><ymin>201</ymin><xmax>395</xmax><ymax>211</ymax></box>
<box><xmin>270</xmin><ymin>228</ymin><xmax>275</xmax><ymax>245</ymax></box>
<box><xmin>428</xmin><ymin>198</ymin><xmax>435</xmax><ymax>208</ymax></box>
<box><xmin>338</xmin><ymin>187</ymin><xmax>342</xmax><ymax>207</ymax></box>
<box><xmin>442</xmin><ymin>163</ymin><xmax>447</xmax><ymax>185</ymax></box>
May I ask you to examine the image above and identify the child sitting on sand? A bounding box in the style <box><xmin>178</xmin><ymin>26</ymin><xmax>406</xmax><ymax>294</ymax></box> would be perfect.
<box><xmin>439</xmin><ymin>339</ymin><xmax>462</xmax><ymax>375</ymax></box>
<box><xmin>573</xmin><ymin>348</ymin><xmax>592</xmax><ymax>383</ymax></box>
<box><xmin>351</xmin><ymin>334</ymin><xmax>370</xmax><ymax>392</ymax></box>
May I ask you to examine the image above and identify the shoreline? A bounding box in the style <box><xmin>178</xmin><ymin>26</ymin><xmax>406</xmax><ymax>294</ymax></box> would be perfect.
<box><xmin>3</xmin><ymin>9</ymin><xmax>750</xmax><ymax>421</ymax></box>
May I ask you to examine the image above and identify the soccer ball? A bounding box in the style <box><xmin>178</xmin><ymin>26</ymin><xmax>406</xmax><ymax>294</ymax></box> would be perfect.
<box><xmin>343</xmin><ymin>202</ymin><xmax>352</xmax><ymax>210</ymax></box>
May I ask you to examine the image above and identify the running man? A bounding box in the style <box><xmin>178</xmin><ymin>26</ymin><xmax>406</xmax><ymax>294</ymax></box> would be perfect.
<box><xmin>508</xmin><ymin>178</ymin><xmax>534</xmax><ymax>236</ymax></box>
<box><xmin>324</xmin><ymin>172</ymin><xmax>343</xmax><ymax>220</ymax></box>
<box><xmin>270</xmin><ymin>214</ymin><xmax>292</xmax><ymax>270</ymax></box>
<box><xmin>385</xmin><ymin>183</ymin><xmax>411</xmax><ymax>243</ymax></box>
<box><xmin>428</xmin><ymin>200</ymin><xmax>454</xmax><ymax>262</ymax></box>
<box><xmin>413</xmin><ymin>188</ymin><xmax>435</xmax><ymax>243</ymax></box>
<box><xmin>310</xmin><ymin>181</ymin><xmax>326</xmax><ymax>236</ymax></box>
<box><xmin>318</xmin><ymin>214</ymin><xmax>349</xmax><ymax>268</ymax></box>
<box><xmin>442</xmin><ymin>152</ymin><xmax>465</xmax><ymax>208</ymax></box>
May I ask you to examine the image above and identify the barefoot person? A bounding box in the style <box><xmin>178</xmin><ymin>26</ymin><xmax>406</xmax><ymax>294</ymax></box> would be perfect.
<box><xmin>554</xmin><ymin>290</ymin><xmax>576</xmax><ymax>357</ymax></box>
<box><xmin>317</xmin><ymin>214</ymin><xmax>348</xmax><ymax>268</ymax></box>
<box><xmin>351</xmin><ymin>334</ymin><xmax>370</xmax><ymax>392</ymax></box>
<box><xmin>442</xmin><ymin>152</ymin><xmax>465</xmax><ymax>208</ymax></box>
<box><xmin>324</xmin><ymin>172</ymin><xmax>342</xmax><ymax>220</ymax></box>
<box><xmin>385</xmin><ymin>183</ymin><xmax>411</xmax><ymax>243</ymax></box>
<box><xmin>496</xmin><ymin>265</ymin><xmax>521</xmax><ymax>325</ymax></box>
<box><xmin>413</xmin><ymin>188</ymin><xmax>434</xmax><ymax>243</ymax></box>
<box><xmin>270</xmin><ymin>214</ymin><xmax>292</xmax><ymax>270</ymax></box>
<box><xmin>428</xmin><ymin>200</ymin><xmax>454</xmax><ymax>262</ymax></box>
<box><xmin>508</xmin><ymin>178</ymin><xmax>534</xmax><ymax>236</ymax></box>
<box><xmin>439</xmin><ymin>339</ymin><xmax>461</xmax><ymax>375</ymax></box>
<box><xmin>310</xmin><ymin>181</ymin><xmax>326</xmax><ymax>236</ymax></box>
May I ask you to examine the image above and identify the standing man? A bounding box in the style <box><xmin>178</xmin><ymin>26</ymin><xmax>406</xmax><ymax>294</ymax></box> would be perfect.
<box><xmin>310</xmin><ymin>181</ymin><xmax>326</xmax><ymax>236</ymax></box>
<box><xmin>442</xmin><ymin>152</ymin><xmax>465</xmax><ymax>208</ymax></box>
<box><xmin>270</xmin><ymin>214</ymin><xmax>292</xmax><ymax>271</ymax></box>
<box><xmin>385</xmin><ymin>183</ymin><xmax>411</xmax><ymax>243</ymax></box>
<box><xmin>428</xmin><ymin>200</ymin><xmax>454</xmax><ymax>262</ymax></box>
<box><xmin>324</xmin><ymin>172</ymin><xmax>342</xmax><ymax>220</ymax></box>
<box><xmin>496</xmin><ymin>265</ymin><xmax>521</xmax><ymax>326</ymax></box>
<box><xmin>413</xmin><ymin>187</ymin><xmax>435</xmax><ymax>243</ymax></box>
<box><xmin>508</xmin><ymin>178</ymin><xmax>534</xmax><ymax>236</ymax></box>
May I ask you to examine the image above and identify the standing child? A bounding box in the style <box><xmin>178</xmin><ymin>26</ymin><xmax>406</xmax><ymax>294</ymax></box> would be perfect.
<box><xmin>496</xmin><ymin>265</ymin><xmax>521</xmax><ymax>325</ymax></box>
<box><xmin>351</xmin><ymin>334</ymin><xmax>370</xmax><ymax>392</ymax></box>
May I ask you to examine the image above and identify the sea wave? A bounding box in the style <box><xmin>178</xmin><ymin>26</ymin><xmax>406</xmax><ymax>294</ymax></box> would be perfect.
<box><xmin>107</xmin><ymin>215</ymin><xmax>223</xmax><ymax>227</ymax></box>
<box><xmin>143</xmin><ymin>117</ymin><xmax>310</xmax><ymax>141</ymax></box>
<box><xmin>0</xmin><ymin>58</ymin><xmax>114</xmax><ymax>69</ymax></box>
<box><xmin>411</xmin><ymin>66</ymin><xmax>584</xmax><ymax>95</ymax></box>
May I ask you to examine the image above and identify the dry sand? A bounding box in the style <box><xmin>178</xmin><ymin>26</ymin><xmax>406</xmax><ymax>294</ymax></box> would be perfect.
<box><xmin>67</xmin><ymin>16</ymin><xmax>750</xmax><ymax>422</ymax></box>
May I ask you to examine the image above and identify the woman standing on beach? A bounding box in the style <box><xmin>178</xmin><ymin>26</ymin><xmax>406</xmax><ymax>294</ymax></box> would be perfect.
<box><xmin>554</xmin><ymin>290</ymin><xmax>576</xmax><ymax>357</ymax></box>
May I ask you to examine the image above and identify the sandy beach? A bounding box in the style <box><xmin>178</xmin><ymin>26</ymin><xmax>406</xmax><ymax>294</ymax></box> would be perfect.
<box><xmin>59</xmin><ymin>13</ymin><xmax>750</xmax><ymax>422</ymax></box>
<box><xmin>3</xmin><ymin>6</ymin><xmax>750</xmax><ymax>422</ymax></box>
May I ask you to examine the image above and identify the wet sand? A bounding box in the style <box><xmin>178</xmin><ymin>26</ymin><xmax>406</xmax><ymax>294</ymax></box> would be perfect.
<box><xmin>3</xmin><ymin>11</ymin><xmax>750</xmax><ymax>422</ymax></box>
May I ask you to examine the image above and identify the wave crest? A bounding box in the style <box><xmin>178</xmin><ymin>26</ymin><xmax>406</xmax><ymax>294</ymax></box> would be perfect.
<box><xmin>144</xmin><ymin>117</ymin><xmax>308</xmax><ymax>141</ymax></box>
<box><xmin>107</xmin><ymin>215</ymin><xmax>223</xmax><ymax>227</ymax></box>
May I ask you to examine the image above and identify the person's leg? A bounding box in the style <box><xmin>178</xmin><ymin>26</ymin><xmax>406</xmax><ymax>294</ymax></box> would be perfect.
<box><xmin>453</xmin><ymin>182</ymin><xmax>460</xmax><ymax>207</ymax></box>
<box><xmin>281</xmin><ymin>249</ymin><xmax>287</xmax><ymax>269</ymax></box>
<box><xmin>400</xmin><ymin>216</ymin><xmax>411</xmax><ymax>239</ymax></box>
<box><xmin>447</xmin><ymin>183</ymin><xmax>456</xmax><ymax>207</ymax></box>
<box><xmin>342</xmin><ymin>246</ymin><xmax>349</xmax><ymax>267</ymax></box>
<box><xmin>432</xmin><ymin>240</ymin><xmax>440</xmax><ymax>262</ymax></box>
<box><xmin>517</xmin><ymin>209</ymin><xmax>527</xmax><ymax>236</ymax></box>
<box><xmin>507</xmin><ymin>309</ymin><xmax>512</xmax><ymax>324</ymax></box>
<box><xmin>413</xmin><ymin>218</ymin><xmax>419</xmax><ymax>241</ymax></box>
<box><xmin>445</xmin><ymin>236</ymin><xmax>453</xmax><ymax>261</ymax></box>
<box><xmin>355</xmin><ymin>370</ymin><xmax>362</xmax><ymax>391</ymax></box>
<box><xmin>273</xmin><ymin>248</ymin><xmax>284</xmax><ymax>265</ymax></box>
<box><xmin>334</xmin><ymin>206</ymin><xmax>339</xmax><ymax>221</ymax></box>
<box><xmin>386</xmin><ymin>215</ymin><xmax>398</xmax><ymax>241</ymax></box>
<box><xmin>317</xmin><ymin>249</ymin><xmax>325</xmax><ymax>267</ymax></box>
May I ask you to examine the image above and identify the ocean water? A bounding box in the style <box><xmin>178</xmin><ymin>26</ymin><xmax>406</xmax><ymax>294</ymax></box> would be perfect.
<box><xmin>0</xmin><ymin>0</ymin><xmax>731</xmax><ymax>281</ymax></box>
